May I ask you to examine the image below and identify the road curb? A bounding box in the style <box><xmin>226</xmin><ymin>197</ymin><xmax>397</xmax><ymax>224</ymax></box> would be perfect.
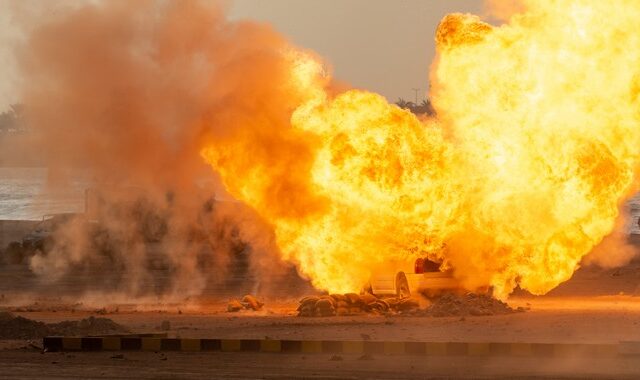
<box><xmin>42</xmin><ymin>337</ymin><xmax>631</xmax><ymax>357</ymax></box>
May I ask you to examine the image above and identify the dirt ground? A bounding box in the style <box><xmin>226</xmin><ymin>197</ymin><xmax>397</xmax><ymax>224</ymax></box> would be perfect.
<box><xmin>1</xmin><ymin>295</ymin><xmax>640</xmax><ymax>378</ymax></box>
<box><xmin>1</xmin><ymin>296</ymin><xmax>640</xmax><ymax>343</ymax></box>
<box><xmin>2</xmin><ymin>350</ymin><xmax>640</xmax><ymax>379</ymax></box>
<box><xmin>2</xmin><ymin>243</ymin><xmax>640</xmax><ymax>378</ymax></box>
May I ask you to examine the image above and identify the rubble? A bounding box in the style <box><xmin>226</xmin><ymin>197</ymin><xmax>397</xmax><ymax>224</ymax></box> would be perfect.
<box><xmin>296</xmin><ymin>292</ymin><xmax>520</xmax><ymax>317</ymax></box>
<box><xmin>227</xmin><ymin>295</ymin><xmax>264</xmax><ymax>312</ymax></box>
<box><xmin>0</xmin><ymin>312</ymin><xmax>128</xmax><ymax>339</ymax></box>
<box><xmin>297</xmin><ymin>293</ymin><xmax>420</xmax><ymax>317</ymax></box>
<box><xmin>421</xmin><ymin>293</ymin><xmax>517</xmax><ymax>317</ymax></box>
<box><xmin>227</xmin><ymin>300</ymin><xmax>244</xmax><ymax>312</ymax></box>
<box><xmin>241</xmin><ymin>295</ymin><xmax>264</xmax><ymax>311</ymax></box>
<box><xmin>46</xmin><ymin>316</ymin><xmax>129</xmax><ymax>336</ymax></box>
<box><xmin>0</xmin><ymin>312</ymin><xmax>49</xmax><ymax>339</ymax></box>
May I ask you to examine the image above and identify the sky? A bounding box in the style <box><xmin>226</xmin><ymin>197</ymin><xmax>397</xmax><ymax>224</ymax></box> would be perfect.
<box><xmin>230</xmin><ymin>0</ymin><xmax>484</xmax><ymax>103</ymax></box>
<box><xmin>0</xmin><ymin>0</ymin><xmax>485</xmax><ymax>110</ymax></box>
<box><xmin>0</xmin><ymin>2</ymin><xmax>21</xmax><ymax>112</ymax></box>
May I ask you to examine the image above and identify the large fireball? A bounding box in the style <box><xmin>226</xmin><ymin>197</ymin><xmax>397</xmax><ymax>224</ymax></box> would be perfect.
<box><xmin>202</xmin><ymin>1</ymin><xmax>640</xmax><ymax>298</ymax></box>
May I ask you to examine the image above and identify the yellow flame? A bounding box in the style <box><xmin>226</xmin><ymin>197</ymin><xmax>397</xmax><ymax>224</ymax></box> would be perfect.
<box><xmin>202</xmin><ymin>1</ymin><xmax>640</xmax><ymax>298</ymax></box>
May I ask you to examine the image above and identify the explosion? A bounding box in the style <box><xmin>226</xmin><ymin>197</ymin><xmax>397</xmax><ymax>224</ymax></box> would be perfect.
<box><xmin>11</xmin><ymin>0</ymin><xmax>640</xmax><ymax>299</ymax></box>
<box><xmin>202</xmin><ymin>1</ymin><xmax>640</xmax><ymax>298</ymax></box>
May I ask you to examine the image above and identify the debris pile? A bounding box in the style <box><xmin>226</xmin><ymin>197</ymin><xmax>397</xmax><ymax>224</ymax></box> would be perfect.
<box><xmin>297</xmin><ymin>293</ymin><xmax>420</xmax><ymax>317</ymax></box>
<box><xmin>422</xmin><ymin>293</ymin><xmax>518</xmax><ymax>317</ymax></box>
<box><xmin>50</xmin><ymin>316</ymin><xmax>128</xmax><ymax>336</ymax></box>
<box><xmin>297</xmin><ymin>292</ymin><xmax>520</xmax><ymax>317</ymax></box>
<box><xmin>0</xmin><ymin>312</ymin><xmax>49</xmax><ymax>339</ymax></box>
<box><xmin>227</xmin><ymin>295</ymin><xmax>264</xmax><ymax>312</ymax></box>
<box><xmin>0</xmin><ymin>312</ymin><xmax>129</xmax><ymax>339</ymax></box>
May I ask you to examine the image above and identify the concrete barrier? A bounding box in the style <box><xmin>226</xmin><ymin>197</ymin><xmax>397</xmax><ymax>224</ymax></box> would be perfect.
<box><xmin>42</xmin><ymin>336</ymin><xmax>625</xmax><ymax>357</ymax></box>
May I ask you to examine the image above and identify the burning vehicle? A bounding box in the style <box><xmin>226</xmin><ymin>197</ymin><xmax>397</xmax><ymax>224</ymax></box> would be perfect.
<box><xmin>366</xmin><ymin>258</ymin><xmax>459</xmax><ymax>298</ymax></box>
<box><xmin>6</xmin><ymin>0</ymin><xmax>640</xmax><ymax>303</ymax></box>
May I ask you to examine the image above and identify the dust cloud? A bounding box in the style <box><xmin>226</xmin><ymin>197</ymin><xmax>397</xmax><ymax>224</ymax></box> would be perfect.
<box><xmin>4</xmin><ymin>0</ymin><xmax>639</xmax><ymax>302</ymax></box>
<box><xmin>9</xmin><ymin>0</ymin><xmax>323</xmax><ymax>299</ymax></box>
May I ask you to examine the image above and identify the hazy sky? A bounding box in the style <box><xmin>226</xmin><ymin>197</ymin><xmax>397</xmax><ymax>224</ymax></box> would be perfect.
<box><xmin>230</xmin><ymin>0</ymin><xmax>484</xmax><ymax>103</ymax></box>
<box><xmin>0</xmin><ymin>0</ymin><xmax>485</xmax><ymax>110</ymax></box>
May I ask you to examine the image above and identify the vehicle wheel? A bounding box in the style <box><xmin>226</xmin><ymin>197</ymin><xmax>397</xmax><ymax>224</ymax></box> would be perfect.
<box><xmin>395</xmin><ymin>272</ymin><xmax>410</xmax><ymax>299</ymax></box>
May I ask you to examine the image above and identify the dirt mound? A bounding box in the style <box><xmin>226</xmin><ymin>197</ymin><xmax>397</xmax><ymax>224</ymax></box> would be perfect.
<box><xmin>0</xmin><ymin>312</ymin><xmax>49</xmax><ymax>339</ymax></box>
<box><xmin>0</xmin><ymin>312</ymin><xmax>128</xmax><ymax>339</ymax></box>
<box><xmin>49</xmin><ymin>316</ymin><xmax>129</xmax><ymax>336</ymax></box>
<box><xmin>423</xmin><ymin>293</ymin><xmax>518</xmax><ymax>317</ymax></box>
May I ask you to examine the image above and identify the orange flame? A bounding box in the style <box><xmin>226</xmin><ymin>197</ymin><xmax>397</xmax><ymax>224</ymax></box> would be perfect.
<box><xmin>202</xmin><ymin>1</ymin><xmax>640</xmax><ymax>298</ymax></box>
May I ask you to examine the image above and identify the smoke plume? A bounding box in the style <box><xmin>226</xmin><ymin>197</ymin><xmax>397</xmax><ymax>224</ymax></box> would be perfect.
<box><xmin>8</xmin><ymin>0</ymin><xmax>640</xmax><ymax>302</ymax></box>
<box><xmin>13</xmin><ymin>0</ymin><xmax>322</xmax><ymax>299</ymax></box>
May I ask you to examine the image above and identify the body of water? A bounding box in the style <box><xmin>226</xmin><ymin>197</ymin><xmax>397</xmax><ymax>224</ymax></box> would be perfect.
<box><xmin>0</xmin><ymin>167</ymin><xmax>639</xmax><ymax>234</ymax></box>
<box><xmin>0</xmin><ymin>167</ymin><xmax>88</xmax><ymax>220</ymax></box>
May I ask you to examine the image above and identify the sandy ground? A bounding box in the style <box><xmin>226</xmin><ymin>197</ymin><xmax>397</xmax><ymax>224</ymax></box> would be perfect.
<box><xmin>1</xmin><ymin>268</ymin><xmax>640</xmax><ymax>380</ymax></box>
<box><xmin>1</xmin><ymin>237</ymin><xmax>640</xmax><ymax>378</ymax></box>
<box><xmin>1</xmin><ymin>296</ymin><xmax>640</xmax><ymax>378</ymax></box>
<box><xmin>2</xmin><ymin>296</ymin><xmax>640</xmax><ymax>344</ymax></box>
<box><xmin>2</xmin><ymin>350</ymin><xmax>640</xmax><ymax>379</ymax></box>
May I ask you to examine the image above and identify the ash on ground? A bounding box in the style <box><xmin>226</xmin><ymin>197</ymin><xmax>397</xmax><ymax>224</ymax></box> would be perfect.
<box><xmin>0</xmin><ymin>312</ymin><xmax>128</xmax><ymax>339</ymax></box>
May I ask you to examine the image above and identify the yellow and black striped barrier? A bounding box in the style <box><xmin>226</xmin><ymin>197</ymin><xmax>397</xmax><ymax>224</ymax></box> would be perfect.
<box><xmin>42</xmin><ymin>337</ymin><xmax>637</xmax><ymax>357</ymax></box>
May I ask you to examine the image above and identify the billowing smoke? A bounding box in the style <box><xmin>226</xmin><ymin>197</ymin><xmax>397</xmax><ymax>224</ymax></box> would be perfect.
<box><xmin>203</xmin><ymin>1</ymin><xmax>640</xmax><ymax>298</ymax></box>
<box><xmin>11</xmin><ymin>0</ymin><xmax>322</xmax><ymax>299</ymax></box>
<box><xmin>8</xmin><ymin>0</ymin><xmax>640</xmax><ymax>302</ymax></box>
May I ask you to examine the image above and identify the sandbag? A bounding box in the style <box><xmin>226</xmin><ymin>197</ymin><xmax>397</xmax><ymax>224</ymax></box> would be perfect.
<box><xmin>242</xmin><ymin>295</ymin><xmax>264</xmax><ymax>311</ymax></box>
<box><xmin>360</xmin><ymin>292</ymin><xmax>377</xmax><ymax>305</ymax></box>
<box><xmin>227</xmin><ymin>300</ymin><xmax>243</xmax><ymax>312</ymax></box>
<box><xmin>345</xmin><ymin>293</ymin><xmax>362</xmax><ymax>305</ymax></box>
